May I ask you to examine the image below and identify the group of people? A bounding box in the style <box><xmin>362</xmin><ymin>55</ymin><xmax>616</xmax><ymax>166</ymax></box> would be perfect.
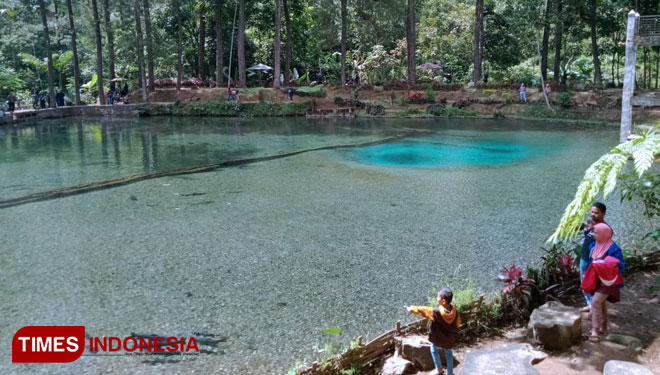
<box><xmin>579</xmin><ymin>202</ymin><xmax>625</xmax><ymax>343</ymax></box>
<box><xmin>107</xmin><ymin>84</ymin><xmax>129</xmax><ymax>105</ymax></box>
<box><xmin>399</xmin><ymin>201</ymin><xmax>624</xmax><ymax>375</ymax></box>
<box><xmin>517</xmin><ymin>82</ymin><xmax>553</xmax><ymax>104</ymax></box>
<box><xmin>31</xmin><ymin>90</ymin><xmax>65</xmax><ymax>109</ymax></box>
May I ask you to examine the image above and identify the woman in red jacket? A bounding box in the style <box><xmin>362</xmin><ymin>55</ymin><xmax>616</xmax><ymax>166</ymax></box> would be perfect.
<box><xmin>582</xmin><ymin>223</ymin><xmax>625</xmax><ymax>342</ymax></box>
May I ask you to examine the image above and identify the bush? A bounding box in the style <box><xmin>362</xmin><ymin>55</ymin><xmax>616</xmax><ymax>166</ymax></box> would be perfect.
<box><xmin>426</xmin><ymin>103</ymin><xmax>446</xmax><ymax>116</ymax></box>
<box><xmin>498</xmin><ymin>264</ymin><xmax>537</xmax><ymax>321</ymax></box>
<box><xmin>295</xmin><ymin>85</ymin><xmax>327</xmax><ymax>98</ymax></box>
<box><xmin>334</xmin><ymin>96</ymin><xmax>346</xmax><ymax>105</ymax></box>
<box><xmin>559</xmin><ymin>91</ymin><xmax>572</xmax><ymax>108</ymax></box>
<box><xmin>360</xmin><ymin>83</ymin><xmax>374</xmax><ymax>90</ymax></box>
<box><xmin>366</xmin><ymin>104</ymin><xmax>385</xmax><ymax>116</ymax></box>
<box><xmin>482</xmin><ymin>89</ymin><xmax>497</xmax><ymax>95</ymax></box>
<box><xmin>427</xmin><ymin>103</ymin><xmax>476</xmax><ymax>117</ymax></box>
<box><xmin>351</xmin><ymin>86</ymin><xmax>361</xmax><ymax>100</ymax></box>
<box><xmin>408</xmin><ymin>92</ymin><xmax>431</xmax><ymax>104</ymax></box>
<box><xmin>396</xmin><ymin>108</ymin><xmax>422</xmax><ymax>117</ymax></box>
<box><xmin>425</xmin><ymin>87</ymin><xmax>435</xmax><ymax>103</ymax></box>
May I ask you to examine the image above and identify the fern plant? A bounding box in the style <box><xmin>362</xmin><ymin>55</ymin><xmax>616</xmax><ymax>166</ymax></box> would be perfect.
<box><xmin>549</xmin><ymin>128</ymin><xmax>660</xmax><ymax>242</ymax></box>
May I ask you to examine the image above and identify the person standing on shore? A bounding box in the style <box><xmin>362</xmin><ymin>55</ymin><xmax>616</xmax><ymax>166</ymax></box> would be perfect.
<box><xmin>406</xmin><ymin>288</ymin><xmax>461</xmax><ymax>375</ymax></box>
<box><xmin>519</xmin><ymin>83</ymin><xmax>527</xmax><ymax>103</ymax></box>
<box><xmin>7</xmin><ymin>92</ymin><xmax>16</xmax><ymax>112</ymax></box>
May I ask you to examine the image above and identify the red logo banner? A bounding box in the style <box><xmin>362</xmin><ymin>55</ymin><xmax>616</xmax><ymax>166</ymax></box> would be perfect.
<box><xmin>12</xmin><ymin>326</ymin><xmax>85</xmax><ymax>363</ymax></box>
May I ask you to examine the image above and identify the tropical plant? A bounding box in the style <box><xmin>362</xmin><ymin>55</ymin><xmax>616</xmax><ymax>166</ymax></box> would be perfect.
<box><xmin>550</xmin><ymin>128</ymin><xmax>660</xmax><ymax>242</ymax></box>
<box><xmin>498</xmin><ymin>264</ymin><xmax>537</xmax><ymax>321</ymax></box>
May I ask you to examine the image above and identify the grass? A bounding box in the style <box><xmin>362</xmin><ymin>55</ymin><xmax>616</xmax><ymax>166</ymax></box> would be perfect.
<box><xmin>294</xmin><ymin>85</ymin><xmax>327</xmax><ymax>98</ymax></box>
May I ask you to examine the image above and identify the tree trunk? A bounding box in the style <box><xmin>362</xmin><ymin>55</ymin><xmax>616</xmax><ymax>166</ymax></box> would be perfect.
<box><xmin>283</xmin><ymin>0</ymin><xmax>292</xmax><ymax>85</ymax></box>
<box><xmin>143</xmin><ymin>0</ymin><xmax>155</xmax><ymax>91</ymax></box>
<box><xmin>134</xmin><ymin>2</ymin><xmax>148</xmax><ymax>102</ymax></box>
<box><xmin>102</xmin><ymin>0</ymin><xmax>116</xmax><ymax>80</ymax></box>
<box><xmin>38</xmin><ymin>0</ymin><xmax>56</xmax><ymax>108</ymax></box>
<box><xmin>176</xmin><ymin>0</ymin><xmax>182</xmax><ymax>90</ymax></box>
<box><xmin>215</xmin><ymin>0</ymin><xmax>224</xmax><ymax>87</ymax></box>
<box><xmin>589</xmin><ymin>0</ymin><xmax>602</xmax><ymax>86</ymax></box>
<box><xmin>340</xmin><ymin>0</ymin><xmax>347</xmax><ymax>87</ymax></box>
<box><xmin>238</xmin><ymin>0</ymin><xmax>246</xmax><ymax>87</ymax></box>
<box><xmin>553</xmin><ymin>0</ymin><xmax>562</xmax><ymax>83</ymax></box>
<box><xmin>91</xmin><ymin>0</ymin><xmax>106</xmax><ymax>104</ymax></box>
<box><xmin>198</xmin><ymin>2</ymin><xmax>206</xmax><ymax>80</ymax></box>
<box><xmin>656</xmin><ymin>52</ymin><xmax>659</xmax><ymax>89</ymax></box>
<box><xmin>273</xmin><ymin>0</ymin><xmax>281</xmax><ymax>89</ymax></box>
<box><xmin>541</xmin><ymin>0</ymin><xmax>551</xmax><ymax>82</ymax></box>
<box><xmin>66</xmin><ymin>0</ymin><xmax>81</xmax><ymax>104</ymax></box>
<box><xmin>473</xmin><ymin>0</ymin><xmax>483</xmax><ymax>84</ymax></box>
<box><xmin>406</xmin><ymin>0</ymin><xmax>416</xmax><ymax>85</ymax></box>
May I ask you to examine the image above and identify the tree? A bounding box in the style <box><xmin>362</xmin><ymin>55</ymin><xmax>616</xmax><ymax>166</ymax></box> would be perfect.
<box><xmin>473</xmin><ymin>0</ymin><xmax>484</xmax><ymax>83</ymax></box>
<box><xmin>102</xmin><ymin>0</ymin><xmax>116</xmax><ymax>80</ymax></box>
<box><xmin>589</xmin><ymin>0</ymin><xmax>602</xmax><ymax>86</ymax></box>
<box><xmin>65</xmin><ymin>0</ymin><xmax>81</xmax><ymax>104</ymax></box>
<box><xmin>406</xmin><ymin>0</ymin><xmax>416</xmax><ymax>85</ymax></box>
<box><xmin>38</xmin><ymin>0</ymin><xmax>56</xmax><ymax>107</ymax></box>
<box><xmin>91</xmin><ymin>0</ymin><xmax>106</xmax><ymax>104</ymax></box>
<box><xmin>274</xmin><ymin>0</ymin><xmax>282</xmax><ymax>88</ymax></box>
<box><xmin>134</xmin><ymin>1</ymin><xmax>148</xmax><ymax>102</ymax></box>
<box><xmin>283</xmin><ymin>0</ymin><xmax>292</xmax><ymax>85</ymax></box>
<box><xmin>176</xmin><ymin>0</ymin><xmax>182</xmax><ymax>91</ymax></box>
<box><xmin>238</xmin><ymin>0</ymin><xmax>246</xmax><ymax>87</ymax></box>
<box><xmin>198</xmin><ymin>1</ymin><xmax>206</xmax><ymax>80</ymax></box>
<box><xmin>143</xmin><ymin>0</ymin><xmax>155</xmax><ymax>91</ymax></box>
<box><xmin>340</xmin><ymin>0</ymin><xmax>347</xmax><ymax>87</ymax></box>
<box><xmin>215</xmin><ymin>0</ymin><xmax>223</xmax><ymax>87</ymax></box>
<box><xmin>553</xmin><ymin>0</ymin><xmax>562</xmax><ymax>83</ymax></box>
<box><xmin>540</xmin><ymin>0</ymin><xmax>551</xmax><ymax>81</ymax></box>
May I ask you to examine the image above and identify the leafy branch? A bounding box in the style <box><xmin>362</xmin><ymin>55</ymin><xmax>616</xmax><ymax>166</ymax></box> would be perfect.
<box><xmin>549</xmin><ymin>128</ymin><xmax>660</xmax><ymax>242</ymax></box>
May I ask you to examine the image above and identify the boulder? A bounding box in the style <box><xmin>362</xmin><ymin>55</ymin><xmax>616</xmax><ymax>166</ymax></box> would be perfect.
<box><xmin>381</xmin><ymin>355</ymin><xmax>418</xmax><ymax>375</ymax></box>
<box><xmin>394</xmin><ymin>336</ymin><xmax>434</xmax><ymax>371</ymax></box>
<box><xmin>604</xmin><ymin>333</ymin><xmax>642</xmax><ymax>349</ymax></box>
<box><xmin>394</xmin><ymin>335</ymin><xmax>457</xmax><ymax>371</ymax></box>
<box><xmin>603</xmin><ymin>360</ymin><xmax>653</xmax><ymax>375</ymax></box>
<box><xmin>528</xmin><ymin>301</ymin><xmax>581</xmax><ymax>350</ymax></box>
<box><xmin>458</xmin><ymin>343</ymin><xmax>547</xmax><ymax>375</ymax></box>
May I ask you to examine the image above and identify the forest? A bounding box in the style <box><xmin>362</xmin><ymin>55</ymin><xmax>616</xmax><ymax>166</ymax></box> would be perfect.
<box><xmin>0</xmin><ymin>0</ymin><xmax>658</xmax><ymax>106</ymax></box>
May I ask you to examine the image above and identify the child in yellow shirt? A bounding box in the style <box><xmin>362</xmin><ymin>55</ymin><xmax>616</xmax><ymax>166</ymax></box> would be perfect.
<box><xmin>406</xmin><ymin>288</ymin><xmax>461</xmax><ymax>375</ymax></box>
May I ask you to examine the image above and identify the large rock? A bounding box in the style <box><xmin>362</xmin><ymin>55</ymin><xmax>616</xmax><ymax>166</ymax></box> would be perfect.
<box><xmin>394</xmin><ymin>336</ymin><xmax>435</xmax><ymax>371</ymax></box>
<box><xmin>603</xmin><ymin>360</ymin><xmax>653</xmax><ymax>375</ymax></box>
<box><xmin>394</xmin><ymin>335</ymin><xmax>457</xmax><ymax>371</ymax></box>
<box><xmin>458</xmin><ymin>343</ymin><xmax>547</xmax><ymax>375</ymax></box>
<box><xmin>528</xmin><ymin>301</ymin><xmax>581</xmax><ymax>350</ymax></box>
<box><xmin>381</xmin><ymin>355</ymin><xmax>418</xmax><ymax>375</ymax></box>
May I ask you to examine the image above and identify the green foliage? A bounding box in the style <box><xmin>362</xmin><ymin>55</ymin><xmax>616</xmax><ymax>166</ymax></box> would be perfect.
<box><xmin>366</xmin><ymin>104</ymin><xmax>385</xmax><ymax>116</ymax></box>
<box><xmin>351</xmin><ymin>86</ymin><xmax>361</xmax><ymax>101</ymax></box>
<box><xmin>396</xmin><ymin>108</ymin><xmax>422</xmax><ymax>117</ymax></box>
<box><xmin>482</xmin><ymin>89</ymin><xmax>497</xmax><ymax>95</ymax></box>
<box><xmin>136</xmin><ymin>101</ymin><xmax>311</xmax><ymax>117</ymax></box>
<box><xmin>427</xmin><ymin>104</ymin><xmax>476</xmax><ymax>117</ymax></box>
<box><xmin>295</xmin><ymin>85</ymin><xmax>326</xmax><ymax>98</ymax></box>
<box><xmin>550</xmin><ymin>128</ymin><xmax>660</xmax><ymax>242</ymax></box>
<box><xmin>320</xmin><ymin>327</ymin><xmax>342</xmax><ymax>335</ymax></box>
<box><xmin>334</xmin><ymin>96</ymin><xmax>345</xmax><ymax>105</ymax></box>
<box><xmin>558</xmin><ymin>92</ymin><xmax>572</xmax><ymax>108</ymax></box>
<box><xmin>425</xmin><ymin>87</ymin><xmax>435</xmax><ymax>102</ymax></box>
<box><xmin>340</xmin><ymin>363</ymin><xmax>361</xmax><ymax>375</ymax></box>
<box><xmin>619</xmin><ymin>172</ymin><xmax>660</xmax><ymax>241</ymax></box>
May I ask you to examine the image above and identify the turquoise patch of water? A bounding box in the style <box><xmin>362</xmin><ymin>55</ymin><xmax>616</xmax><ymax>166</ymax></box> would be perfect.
<box><xmin>353</xmin><ymin>141</ymin><xmax>529</xmax><ymax>167</ymax></box>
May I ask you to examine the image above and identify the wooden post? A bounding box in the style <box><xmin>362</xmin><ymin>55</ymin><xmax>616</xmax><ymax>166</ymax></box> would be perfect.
<box><xmin>621</xmin><ymin>10</ymin><xmax>639</xmax><ymax>142</ymax></box>
<box><xmin>395</xmin><ymin>321</ymin><xmax>401</xmax><ymax>335</ymax></box>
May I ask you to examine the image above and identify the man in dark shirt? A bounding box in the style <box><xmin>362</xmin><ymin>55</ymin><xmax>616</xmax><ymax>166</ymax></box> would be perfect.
<box><xmin>580</xmin><ymin>202</ymin><xmax>610</xmax><ymax>312</ymax></box>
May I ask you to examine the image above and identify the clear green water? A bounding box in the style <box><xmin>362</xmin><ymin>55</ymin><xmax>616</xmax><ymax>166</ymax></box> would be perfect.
<box><xmin>0</xmin><ymin>117</ymin><xmax>643</xmax><ymax>375</ymax></box>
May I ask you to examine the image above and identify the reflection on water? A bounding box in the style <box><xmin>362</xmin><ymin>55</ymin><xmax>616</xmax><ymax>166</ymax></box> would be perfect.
<box><xmin>0</xmin><ymin>117</ymin><xmax>403</xmax><ymax>200</ymax></box>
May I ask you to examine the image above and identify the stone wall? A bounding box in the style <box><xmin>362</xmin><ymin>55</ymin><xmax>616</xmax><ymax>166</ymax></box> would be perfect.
<box><xmin>0</xmin><ymin>105</ymin><xmax>138</xmax><ymax>126</ymax></box>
